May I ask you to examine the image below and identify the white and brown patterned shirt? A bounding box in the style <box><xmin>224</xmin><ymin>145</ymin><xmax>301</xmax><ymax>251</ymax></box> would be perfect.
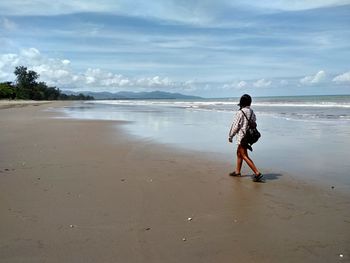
<box><xmin>229</xmin><ymin>106</ymin><xmax>256</xmax><ymax>145</ymax></box>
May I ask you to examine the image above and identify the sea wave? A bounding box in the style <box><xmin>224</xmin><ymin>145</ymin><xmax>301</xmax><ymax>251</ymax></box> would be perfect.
<box><xmin>86</xmin><ymin>100</ymin><xmax>350</xmax><ymax>109</ymax></box>
<box><xmin>84</xmin><ymin>99</ymin><xmax>350</xmax><ymax>122</ymax></box>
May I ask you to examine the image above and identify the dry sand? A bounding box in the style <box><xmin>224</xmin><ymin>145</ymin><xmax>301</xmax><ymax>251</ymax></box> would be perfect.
<box><xmin>0</xmin><ymin>100</ymin><xmax>51</xmax><ymax>109</ymax></box>
<box><xmin>0</xmin><ymin>101</ymin><xmax>349</xmax><ymax>263</ymax></box>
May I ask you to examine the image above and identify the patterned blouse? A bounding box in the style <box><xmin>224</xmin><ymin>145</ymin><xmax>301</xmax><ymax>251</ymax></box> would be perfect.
<box><xmin>229</xmin><ymin>106</ymin><xmax>256</xmax><ymax>145</ymax></box>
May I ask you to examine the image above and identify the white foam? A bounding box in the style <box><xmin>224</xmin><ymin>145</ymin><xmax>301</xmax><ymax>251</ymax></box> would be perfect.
<box><xmin>86</xmin><ymin>100</ymin><xmax>350</xmax><ymax>109</ymax></box>
<box><xmin>84</xmin><ymin>99</ymin><xmax>350</xmax><ymax>122</ymax></box>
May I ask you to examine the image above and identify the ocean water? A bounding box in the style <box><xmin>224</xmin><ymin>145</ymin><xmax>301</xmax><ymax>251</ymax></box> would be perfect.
<box><xmin>57</xmin><ymin>95</ymin><xmax>350</xmax><ymax>188</ymax></box>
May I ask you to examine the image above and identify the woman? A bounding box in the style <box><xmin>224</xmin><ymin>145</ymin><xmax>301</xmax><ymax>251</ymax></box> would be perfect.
<box><xmin>228</xmin><ymin>94</ymin><xmax>263</xmax><ymax>182</ymax></box>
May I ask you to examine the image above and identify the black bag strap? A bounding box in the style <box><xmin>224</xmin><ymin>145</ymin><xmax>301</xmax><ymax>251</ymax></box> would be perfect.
<box><xmin>240</xmin><ymin>109</ymin><xmax>251</xmax><ymax>122</ymax></box>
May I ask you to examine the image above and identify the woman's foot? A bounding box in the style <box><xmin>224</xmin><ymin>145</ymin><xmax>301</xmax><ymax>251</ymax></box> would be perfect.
<box><xmin>252</xmin><ymin>173</ymin><xmax>264</xmax><ymax>182</ymax></box>
<box><xmin>229</xmin><ymin>171</ymin><xmax>241</xmax><ymax>177</ymax></box>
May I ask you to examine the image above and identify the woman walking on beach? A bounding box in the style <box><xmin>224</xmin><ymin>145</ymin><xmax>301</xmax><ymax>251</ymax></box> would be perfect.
<box><xmin>228</xmin><ymin>94</ymin><xmax>263</xmax><ymax>182</ymax></box>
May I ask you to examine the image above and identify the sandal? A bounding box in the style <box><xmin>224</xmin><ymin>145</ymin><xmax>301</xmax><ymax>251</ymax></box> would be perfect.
<box><xmin>252</xmin><ymin>173</ymin><xmax>264</xmax><ymax>182</ymax></box>
<box><xmin>229</xmin><ymin>171</ymin><xmax>241</xmax><ymax>177</ymax></box>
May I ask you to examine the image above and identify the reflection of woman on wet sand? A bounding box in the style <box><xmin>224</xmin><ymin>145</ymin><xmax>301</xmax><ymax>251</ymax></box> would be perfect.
<box><xmin>228</xmin><ymin>94</ymin><xmax>263</xmax><ymax>182</ymax></box>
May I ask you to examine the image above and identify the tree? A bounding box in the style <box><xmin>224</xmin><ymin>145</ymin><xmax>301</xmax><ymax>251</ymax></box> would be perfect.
<box><xmin>14</xmin><ymin>66</ymin><xmax>39</xmax><ymax>99</ymax></box>
<box><xmin>3</xmin><ymin>66</ymin><xmax>94</xmax><ymax>100</ymax></box>
<box><xmin>0</xmin><ymin>82</ymin><xmax>16</xmax><ymax>99</ymax></box>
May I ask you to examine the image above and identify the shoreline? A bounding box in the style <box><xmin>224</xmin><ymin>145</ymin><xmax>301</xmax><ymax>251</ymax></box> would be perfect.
<box><xmin>0</xmin><ymin>102</ymin><xmax>349</xmax><ymax>262</ymax></box>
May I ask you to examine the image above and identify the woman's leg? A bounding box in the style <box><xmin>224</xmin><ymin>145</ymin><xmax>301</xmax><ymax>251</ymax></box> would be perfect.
<box><xmin>237</xmin><ymin>145</ymin><xmax>260</xmax><ymax>175</ymax></box>
<box><xmin>235</xmin><ymin>147</ymin><xmax>243</xmax><ymax>174</ymax></box>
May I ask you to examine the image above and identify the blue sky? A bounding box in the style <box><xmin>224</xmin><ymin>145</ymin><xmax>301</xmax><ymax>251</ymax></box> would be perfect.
<box><xmin>0</xmin><ymin>0</ymin><xmax>350</xmax><ymax>97</ymax></box>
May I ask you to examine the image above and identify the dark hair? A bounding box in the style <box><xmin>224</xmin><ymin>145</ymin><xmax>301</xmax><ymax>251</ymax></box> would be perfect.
<box><xmin>238</xmin><ymin>94</ymin><xmax>252</xmax><ymax>109</ymax></box>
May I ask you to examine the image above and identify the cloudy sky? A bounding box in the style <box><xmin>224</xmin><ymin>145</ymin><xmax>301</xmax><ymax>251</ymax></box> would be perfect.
<box><xmin>1</xmin><ymin>0</ymin><xmax>350</xmax><ymax>97</ymax></box>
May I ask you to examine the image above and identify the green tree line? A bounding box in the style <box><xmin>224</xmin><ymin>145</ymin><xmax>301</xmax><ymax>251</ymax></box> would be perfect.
<box><xmin>0</xmin><ymin>66</ymin><xmax>94</xmax><ymax>100</ymax></box>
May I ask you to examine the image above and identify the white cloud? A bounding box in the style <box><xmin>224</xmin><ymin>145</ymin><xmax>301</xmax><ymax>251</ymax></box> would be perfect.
<box><xmin>0</xmin><ymin>1</ymin><xmax>218</xmax><ymax>24</ymax></box>
<box><xmin>1</xmin><ymin>0</ymin><xmax>347</xmax><ymax>23</ymax></box>
<box><xmin>333</xmin><ymin>71</ymin><xmax>350</xmax><ymax>83</ymax></box>
<box><xmin>0</xmin><ymin>53</ymin><xmax>19</xmax><ymax>69</ymax></box>
<box><xmin>237</xmin><ymin>0</ymin><xmax>350</xmax><ymax>11</ymax></box>
<box><xmin>177</xmin><ymin>80</ymin><xmax>200</xmax><ymax>92</ymax></box>
<box><xmin>0</xmin><ymin>70</ymin><xmax>9</xmax><ymax>80</ymax></box>
<box><xmin>237</xmin><ymin>81</ymin><xmax>247</xmax><ymax>89</ymax></box>
<box><xmin>222</xmin><ymin>80</ymin><xmax>248</xmax><ymax>90</ymax></box>
<box><xmin>253</xmin><ymin>78</ymin><xmax>271</xmax><ymax>88</ymax></box>
<box><xmin>62</xmin><ymin>59</ymin><xmax>70</xmax><ymax>65</ymax></box>
<box><xmin>137</xmin><ymin>76</ymin><xmax>173</xmax><ymax>87</ymax></box>
<box><xmin>20</xmin><ymin>48</ymin><xmax>41</xmax><ymax>59</ymax></box>
<box><xmin>1</xmin><ymin>17</ymin><xmax>17</xmax><ymax>30</ymax></box>
<box><xmin>0</xmin><ymin>47</ymin><xmax>181</xmax><ymax>91</ymax></box>
<box><xmin>300</xmin><ymin>70</ymin><xmax>326</xmax><ymax>85</ymax></box>
<box><xmin>81</xmin><ymin>68</ymin><xmax>132</xmax><ymax>87</ymax></box>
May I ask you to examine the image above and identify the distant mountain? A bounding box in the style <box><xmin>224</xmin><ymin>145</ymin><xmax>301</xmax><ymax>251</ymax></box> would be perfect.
<box><xmin>63</xmin><ymin>90</ymin><xmax>202</xmax><ymax>100</ymax></box>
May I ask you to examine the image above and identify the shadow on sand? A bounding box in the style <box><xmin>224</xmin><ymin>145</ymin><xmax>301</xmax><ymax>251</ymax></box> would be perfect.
<box><xmin>230</xmin><ymin>173</ymin><xmax>283</xmax><ymax>182</ymax></box>
<box><xmin>240</xmin><ymin>173</ymin><xmax>283</xmax><ymax>183</ymax></box>
<box><xmin>261</xmin><ymin>173</ymin><xmax>283</xmax><ymax>181</ymax></box>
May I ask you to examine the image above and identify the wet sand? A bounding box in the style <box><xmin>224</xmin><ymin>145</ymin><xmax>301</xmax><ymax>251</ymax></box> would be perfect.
<box><xmin>0</xmin><ymin>101</ymin><xmax>349</xmax><ymax>262</ymax></box>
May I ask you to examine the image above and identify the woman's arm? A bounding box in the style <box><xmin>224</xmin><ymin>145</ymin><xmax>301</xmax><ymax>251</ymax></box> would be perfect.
<box><xmin>229</xmin><ymin>111</ymin><xmax>243</xmax><ymax>140</ymax></box>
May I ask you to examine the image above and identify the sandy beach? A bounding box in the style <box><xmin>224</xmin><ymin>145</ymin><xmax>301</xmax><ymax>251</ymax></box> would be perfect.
<box><xmin>0</xmin><ymin>100</ymin><xmax>51</xmax><ymax>110</ymax></box>
<box><xmin>0</xmin><ymin>101</ymin><xmax>349</xmax><ymax>263</ymax></box>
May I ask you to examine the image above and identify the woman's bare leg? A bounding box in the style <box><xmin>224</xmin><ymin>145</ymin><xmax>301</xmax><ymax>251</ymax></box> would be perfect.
<box><xmin>237</xmin><ymin>145</ymin><xmax>260</xmax><ymax>175</ymax></box>
<box><xmin>235</xmin><ymin>147</ymin><xmax>243</xmax><ymax>174</ymax></box>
